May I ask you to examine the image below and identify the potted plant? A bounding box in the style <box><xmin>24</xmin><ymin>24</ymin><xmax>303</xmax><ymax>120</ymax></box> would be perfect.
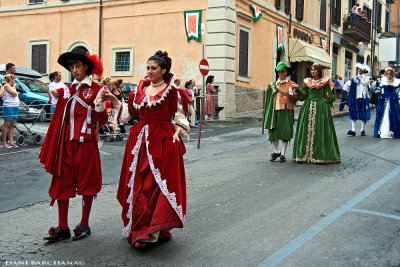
<box><xmin>377</xmin><ymin>26</ymin><xmax>382</xmax><ymax>33</ymax></box>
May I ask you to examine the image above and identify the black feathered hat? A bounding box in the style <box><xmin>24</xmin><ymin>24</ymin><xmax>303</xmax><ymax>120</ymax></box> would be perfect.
<box><xmin>58</xmin><ymin>47</ymin><xmax>103</xmax><ymax>76</ymax></box>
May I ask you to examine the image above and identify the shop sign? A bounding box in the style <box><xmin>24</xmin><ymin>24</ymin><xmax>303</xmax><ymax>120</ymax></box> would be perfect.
<box><xmin>293</xmin><ymin>28</ymin><xmax>314</xmax><ymax>43</ymax></box>
<box><xmin>340</xmin><ymin>39</ymin><xmax>360</xmax><ymax>53</ymax></box>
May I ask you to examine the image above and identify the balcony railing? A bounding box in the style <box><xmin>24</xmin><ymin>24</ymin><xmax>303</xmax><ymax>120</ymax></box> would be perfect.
<box><xmin>343</xmin><ymin>14</ymin><xmax>371</xmax><ymax>43</ymax></box>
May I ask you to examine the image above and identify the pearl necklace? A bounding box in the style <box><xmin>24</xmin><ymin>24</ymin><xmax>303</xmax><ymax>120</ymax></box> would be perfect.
<box><xmin>151</xmin><ymin>80</ymin><xmax>164</xmax><ymax>87</ymax></box>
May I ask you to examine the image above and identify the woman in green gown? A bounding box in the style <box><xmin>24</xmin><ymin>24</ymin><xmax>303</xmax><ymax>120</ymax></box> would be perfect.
<box><xmin>293</xmin><ymin>64</ymin><xmax>341</xmax><ymax>164</ymax></box>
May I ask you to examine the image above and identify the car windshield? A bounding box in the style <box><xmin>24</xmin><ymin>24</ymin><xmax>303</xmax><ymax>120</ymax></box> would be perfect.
<box><xmin>19</xmin><ymin>78</ymin><xmax>48</xmax><ymax>93</ymax></box>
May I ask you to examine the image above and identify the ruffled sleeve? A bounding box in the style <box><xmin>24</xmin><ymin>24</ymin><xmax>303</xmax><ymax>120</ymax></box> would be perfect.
<box><xmin>172</xmin><ymin>89</ymin><xmax>190</xmax><ymax>140</ymax></box>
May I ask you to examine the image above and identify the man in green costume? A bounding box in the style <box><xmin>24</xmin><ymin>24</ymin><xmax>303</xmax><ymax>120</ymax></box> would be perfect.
<box><xmin>263</xmin><ymin>62</ymin><xmax>298</xmax><ymax>162</ymax></box>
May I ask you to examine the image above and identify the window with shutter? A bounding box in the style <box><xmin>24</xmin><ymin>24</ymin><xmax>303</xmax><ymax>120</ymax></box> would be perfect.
<box><xmin>31</xmin><ymin>44</ymin><xmax>47</xmax><ymax>74</ymax></box>
<box><xmin>377</xmin><ymin>3</ymin><xmax>382</xmax><ymax>28</ymax></box>
<box><xmin>320</xmin><ymin>0</ymin><xmax>327</xmax><ymax>31</ymax></box>
<box><xmin>284</xmin><ymin>0</ymin><xmax>291</xmax><ymax>14</ymax></box>
<box><xmin>239</xmin><ymin>29</ymin><xmax>249</xmax><ymax>77</ymax></box>
<box><xmin>385</xmin><ymin>11</ymin><xmax>390</xmax><ymax>32</ymax></box>
<box><xmin>276</xmin><ymin>0</ymin><xmax>281</xmax><ymax>10</ymax></box>
<box><xmin>333</xmin><ymin>0</ymin><xmax>341</xmax><ymax>26</ymax></box>
<box><xmin>295</xmin><ymin>0</ymin><xmax>304</xmax><ymax>21</ymax></box>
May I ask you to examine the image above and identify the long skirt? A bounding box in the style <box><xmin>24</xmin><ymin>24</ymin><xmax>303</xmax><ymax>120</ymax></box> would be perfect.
<box><xmin>293</xmin><ymin>99</ymin><xmax>341</xmax><ymax>164</ymax></box>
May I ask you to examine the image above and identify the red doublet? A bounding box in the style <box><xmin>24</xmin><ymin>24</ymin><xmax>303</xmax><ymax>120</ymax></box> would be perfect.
<box><xmin>39</xmin><ymin>81</ymin><xmax>108</xmax><ymax>201</ymax></box>
<box><xmin>117</xmin><ymin>76</ymin><xmax>189</xmax><ymax>244</ymax></box>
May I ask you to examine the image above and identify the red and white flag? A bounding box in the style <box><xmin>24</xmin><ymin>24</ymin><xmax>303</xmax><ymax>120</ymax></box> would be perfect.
<box><xmin>184</xmin><ymin>10</ymin><xmax>202</xmax><ymax>42</ymax></box>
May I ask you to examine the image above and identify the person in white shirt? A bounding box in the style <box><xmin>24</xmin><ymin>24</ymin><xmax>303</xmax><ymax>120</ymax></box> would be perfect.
<box><xmin>48</xmin><ymin>71</ymin><xmax>67</xmax><ymax>115</ymax></box>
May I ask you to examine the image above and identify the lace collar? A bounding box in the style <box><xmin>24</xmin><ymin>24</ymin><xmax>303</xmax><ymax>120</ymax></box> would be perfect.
<box><xmin>381</xmin><ymin>77</ymin><xmax>400</xmax><ymax>87</ymax></box>
<box><xmin>304</xmin><ymin>76</ymin><xmax>330</xmax><ymax>89</ymax></box>
<box><xmin>132</xmin><ymin>73</ymin><xmax>175</xmax><ymax>109</ymax></box>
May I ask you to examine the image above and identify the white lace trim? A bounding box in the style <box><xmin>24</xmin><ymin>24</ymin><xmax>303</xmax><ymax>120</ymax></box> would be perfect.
<box><xmin>171</xmin><ymin>87</ymin><xmax>190</xmax><ymax>139</ymax></box>
<box><xmin>381</xmin><ymin>77</ymin><xmax>400</xmax><ymax>87</ymax></box>
<box><xmin>132</xmin><ymin>74</ymin><xmax>176</xmax><ymax>110</ymax></box>
<box><xmin>144</xmin><ymin>125</ymin><xmax>185</xmax><ymax>225</ymax></box>
<box><xmin>122</xmin><ymin>126</ymin><xmax>146</xmax><ymax>237</ymax></box>
<box><xmin>121</xmin><ymin>124</ymin><xmax>185</xmax><ymax>237</ymax></box>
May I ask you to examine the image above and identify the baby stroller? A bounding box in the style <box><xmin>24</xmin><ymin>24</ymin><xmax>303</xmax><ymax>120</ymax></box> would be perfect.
<box><xmin>99</xmin><ymin>123</ymin><xmax>124</xmax><ymax>142</ymax></box>
<box><xmin>14</xmin><ymin>102</ymin><xmax>44</xmax><ymax>146</ymax></box>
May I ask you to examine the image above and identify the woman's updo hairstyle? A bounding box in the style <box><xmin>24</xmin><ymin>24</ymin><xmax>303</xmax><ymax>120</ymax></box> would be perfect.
<box><xmin>148</xmin><ymin>51</ymin><xmax>172</xmax><ymax>81</ymax></box>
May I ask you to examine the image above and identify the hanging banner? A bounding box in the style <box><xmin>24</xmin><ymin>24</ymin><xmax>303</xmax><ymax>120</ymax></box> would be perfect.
<box><xmin>321</xmin><ymin>37</ymin><xmax>327</xmax><ymax>52</ymax></box>
<box><xmin>277</xmin><ymin>24</ymin><xmax>284</xmax><ymax>52</ymax></box>
<box><xmin>250</xmin><ymin>4</ymin><xmax>262</xmax><ymax>21</ymax></box>
<box><xmin>184</xmin><ymin>10</ymin><xmax>202</xmax><ymax>42</ymax></box>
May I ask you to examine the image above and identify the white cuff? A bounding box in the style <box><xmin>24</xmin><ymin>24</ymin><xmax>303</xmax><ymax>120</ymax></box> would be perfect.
<box><xmin>95</xmin><ymin>101</ymin><xmax>106</xmax><ymax>112</ymax></box>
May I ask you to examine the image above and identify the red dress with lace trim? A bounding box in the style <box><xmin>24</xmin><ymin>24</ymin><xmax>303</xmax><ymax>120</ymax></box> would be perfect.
<box><xmin>116</xmin><ymin>77</ymin><xmax>189</xmax><ymax>244</ymax></box>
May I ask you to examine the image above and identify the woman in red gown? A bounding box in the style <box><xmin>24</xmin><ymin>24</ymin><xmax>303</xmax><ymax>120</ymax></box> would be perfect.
<box><xmin>116</xmin><ymin>51</ymin><xmax>190</xmax><ymax>248</ymax></box>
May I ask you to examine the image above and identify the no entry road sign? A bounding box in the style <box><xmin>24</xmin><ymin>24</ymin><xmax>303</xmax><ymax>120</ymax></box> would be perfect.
<box><xmin>199</xmin><ymin>58</ymin><xmax>209</xmax><ymax>76</ymax></box>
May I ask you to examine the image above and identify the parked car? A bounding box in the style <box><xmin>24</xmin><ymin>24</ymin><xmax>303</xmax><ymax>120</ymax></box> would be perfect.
<box><xmin>121</xmin><ymin>83</ymin><xmax>137</xmax><ymax>101</ymax></box>
<box><xmin>0</xmin><ymin>65</ymin><xmax>49</xmax><ymax>121</ymax></box>
<box><xmin>0</xmin><ymin>75</ymin><xmax>49</xmax><ymax>122</ymax></box>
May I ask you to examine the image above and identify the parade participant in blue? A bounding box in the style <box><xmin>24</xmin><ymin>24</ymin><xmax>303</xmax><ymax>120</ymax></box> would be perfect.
<box><xmin>346</xmin><ymin>63</ymin><xmax>374</xmax><ymax>136</ymax></box>
<box><xmin>373</xmin><ymin>67</ymin><xmax>400</xmax><ymax>138</ymax></box>
<box><xmin>263</xmin><ymin>62</ymin><xmax>299</xmax><ymax>162</ymax></box>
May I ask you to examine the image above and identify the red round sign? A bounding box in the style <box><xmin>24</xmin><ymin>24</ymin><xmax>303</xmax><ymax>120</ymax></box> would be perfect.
<box><xmin>199</xmin><ymin>58</ymin><xmax>209</xmax><ymax>76</ymax></box>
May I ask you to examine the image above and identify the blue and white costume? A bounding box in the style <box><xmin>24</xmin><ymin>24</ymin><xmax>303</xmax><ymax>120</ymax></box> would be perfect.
<box><xmin>346</xmin><ymin>63</ymin><xmax>373</xmax><ymax>136</ymax></box>
<box><xmin>373</xmin><ymin>76</ymin><xmax>400</xmax><ymax>138</ymax></box>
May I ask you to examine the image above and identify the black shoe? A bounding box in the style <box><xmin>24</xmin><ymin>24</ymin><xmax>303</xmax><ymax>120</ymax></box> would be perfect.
<box><xmin>269</xmin><ymin>152</ymin><xmax>281</xmax><ymax>161</ymax></box>
<box><xmin>347</xmin><ymin>130</ymin><xmax>356</xmax><ymax>136</ymax></box>
<box><xmin>279</xmin><ymin>155</ymin><xmax>286</xmax><ymax>162</ymax></box>
<box><xmin>43</xmin><ymin>227</ymin><xmax>71</xmax><ymax>242</ymax></box>
<box><xmin>360</xmin><ymin>130</ymin><xmax>366</xmax><ymax>136</ymax></box>
<box><xmin>72</xmin><ymin>224</ymin><xmax>91</xmax><ymax>241</ymax></box>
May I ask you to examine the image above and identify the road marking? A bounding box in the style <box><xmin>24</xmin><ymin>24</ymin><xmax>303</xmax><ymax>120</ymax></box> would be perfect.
<box><xmin>258</xmin><ymin>166</ymin><xmax>400</xmax><ymax>267</ymax></box>
<box><xmin>350</xmin><ymin>208</ymin><xmax>400</xmax><ymax>221</ymax></box>
<box><xmin>0</xmin><ymin>147</ymin><xmax>41</xmax><ymax>156</ymax></box>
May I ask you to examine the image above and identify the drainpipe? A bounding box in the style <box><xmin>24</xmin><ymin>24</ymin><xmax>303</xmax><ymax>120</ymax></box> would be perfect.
<box><xmin>99</xmin><ymin>0</ymin><xmax>103</xmax><ymax>60</ymax></box>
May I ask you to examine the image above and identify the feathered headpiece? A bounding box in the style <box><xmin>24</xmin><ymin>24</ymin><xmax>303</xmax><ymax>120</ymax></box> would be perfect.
<box><xmin>58</xmin><ymin>48</ymin><xmax>103</xmax><ymax>76</ymax></box>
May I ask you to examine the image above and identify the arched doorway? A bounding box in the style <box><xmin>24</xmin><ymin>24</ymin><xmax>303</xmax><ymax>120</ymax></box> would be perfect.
<box><xmin>64</xmin><ymin>41</ymin><xmax>92</xmax><ymax>82</ymax></box>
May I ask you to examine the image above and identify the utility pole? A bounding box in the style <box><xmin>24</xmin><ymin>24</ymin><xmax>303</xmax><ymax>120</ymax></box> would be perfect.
<box><xmin>371</xmin><ymin>0</ymin><xmax>377</xmax><ymax>75</ymax></box>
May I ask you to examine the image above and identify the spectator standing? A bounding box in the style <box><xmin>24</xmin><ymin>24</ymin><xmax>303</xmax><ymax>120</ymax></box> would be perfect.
<box><xmin>111</xmin><ymin>81</ymin><xmax>126</xmax><ymax>133</ymax></box>
<box><xmin>1</xmin><ymin>74</ymin><xmax>20</xmax><ymax>148</ymax></box>
<box><xmin>333</xmin><ymin>75</ymin><xmax>342</xmax><ymax>99</ymax></box>
<box><xmin>5</xmin><ymin>63</ymin><xmax>16</xmax><ymax>75</ymax></box>
<box><xmin>184</xmin><ymin>80</ymin><xmax>196</xmax><ymax>127</ymax></box>
<box><xmin>339</xmin><ymin>79</ymin><xmax>351</xmax><ymax>111</ymax></box>
<box><xmin>205</xmin><ymin>75</ymin><xmax>216</xmax><ymax>120</ymax></box>
<box><xmin>190</xmin><ymin>80</ymin><xmax>199</xmax><ymax>125</ymax></box>
<box><xmin>174</xmin><ymin>78</ymin><xmax>181</xmax><ymax>88</ymax></box>
<box><xmin>102</xmin><ymin>77</ymin><xmax>112</xmax><ymax>91</ymax></box>
<box><xmin>48</xmin><ymin>71</ymin><xmax>67</xmax><ymax>116</ymax></box>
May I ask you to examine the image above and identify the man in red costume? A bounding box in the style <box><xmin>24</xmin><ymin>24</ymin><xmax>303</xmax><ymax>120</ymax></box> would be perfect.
<box><xmin>39</xmin><ymin>47</ymin><xmax>110</xmax><ymax>242</ymax></box>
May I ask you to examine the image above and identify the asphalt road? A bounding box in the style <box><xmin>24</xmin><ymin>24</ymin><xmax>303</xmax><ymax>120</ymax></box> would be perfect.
<box><xmin>1</xmin><ymin>112</ymin><xmax>400</xmax><ymax>266</ymax></box>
